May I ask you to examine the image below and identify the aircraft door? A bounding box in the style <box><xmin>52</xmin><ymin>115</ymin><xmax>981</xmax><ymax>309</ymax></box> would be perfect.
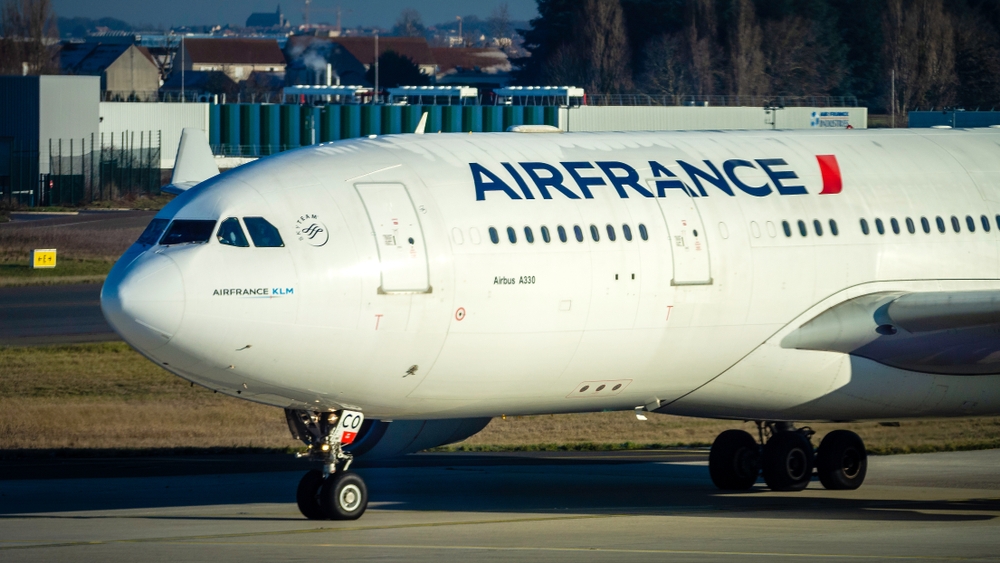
<box><xmin>650</xmin><ymin>185</ymin><xmax>712</xmax><ymax>285</ymax></box>
<box><xmin>355</xmin><ymin>183</ymin><xmax>430</xmax><ymax>293</ymax></box>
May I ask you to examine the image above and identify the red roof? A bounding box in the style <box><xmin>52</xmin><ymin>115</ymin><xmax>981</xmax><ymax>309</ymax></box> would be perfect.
<box><xmin>331</xmin><ymin>37</ymin><xmax>435</xmax><ymax>66</ymax></box>
<box><xmin>182</xmin><ymin>38</ymin><xmax>286</xmax><ymax>66</ymax></box>
<box><xmin>430</xmin><ymin>47</ymin><xmax>510</xmax><ymax>73</ymax></box>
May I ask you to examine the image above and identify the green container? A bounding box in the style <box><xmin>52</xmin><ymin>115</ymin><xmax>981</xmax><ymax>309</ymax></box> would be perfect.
<box><xmin>341</xmin><ymin>105</ymin><xmax>361</xmax><ymax>139</ymax></box>
<box><xmin>261</xmin><ymin>105</ymin><xmax>281</xmax><ymax>154</ymax></box>
<box><xmin>524</xmin><ymin>106</ymin><xmax>545</xmax><ymax>125</ymax></box>
<box><xmin>321</xmin><ymin>106</ymin><xmax>341</xmax><ymax>142</ymax></box>
<box><xmin>463</xmin><ymin>106</ymin><xmax>483</xmax><ymax>132</ymax></box>
<box><xmin>427</xmin><ymin>106</ymin><xmax>443</xmax><ymax>133</ymax></box>
<box><xmin>240</xmin><ymin>104</ymin><xmax>260</xmax><ymax>152</ymax></box>
<box><xmin>503</xmin><ymin>106</ymin><xmax>524</xmax><ymax>129</ymax></box>
<box><xmin>361</xmin><ymin>105</ymin><xmax>381</xmax><ymax>136</ymax></box>
<box><xmin>382</xmin><ymin>105</ymin><xmax>402</xmax><ymax>134</ymax></box>
<box><xmin>402</xmin><ymin>105</ymin><xmax>424</xmax><ymax>133</ymax></box>
<box><xmin>280</xmin><ymin>105</ymin><xmax>300</xmax><ymax>150</ymax></box>
<box><xmin>442</xmin><ymin>106</ymin><xmax>462</xmax><ymax>132</ymax></box>
<box><xmin>544</xmin><ymin>106</ymin><xmax>560</xmax><ymax>128</ymax></box>
<box><xmin>483</xmin><ymin>106</ymin><xmax>504</xmax><ymax>132</ymax></box>
<box><xmin>220</xmin><ymin>104</ymin><xmax>240</xmax><ymax>154</ymax></box>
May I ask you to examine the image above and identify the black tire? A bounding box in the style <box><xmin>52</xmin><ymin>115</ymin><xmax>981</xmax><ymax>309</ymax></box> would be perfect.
<box><xmin>761</xmin><ymin>431</ymin><xmax>814</xmax><ymax>492</ymax></box>
<box><xmin>296</xmin><ymin>470</ymin><xmax>328</xmax><ymax>520</ymax></box>
<box><xmin>320</xmin><ymin>472</ymin><xmax>368</xmax><ymax>520</ymax></box>
<box><xmin>709</xmin><ymin>429</ymin><xmax>760</xmax><ymax>490</ymax></box>
<box><xmin>816</xmin><ymin>430</ymin><xmax>867</xmax><ymax>490</ymax></box>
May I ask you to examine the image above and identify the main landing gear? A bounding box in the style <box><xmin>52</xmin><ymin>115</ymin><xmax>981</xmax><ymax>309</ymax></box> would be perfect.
<box><xmin>285</xmin><ymin>409</ymin><xmax>369</xmax><ymax>520</ymax></box>
<box><xmin>709</xmin><ymin>422</ymin><xmax>867</xmax><ymax>492</ymax></box>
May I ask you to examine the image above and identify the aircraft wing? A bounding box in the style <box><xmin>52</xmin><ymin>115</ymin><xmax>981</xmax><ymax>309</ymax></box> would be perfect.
<box><xmin>162</xmin><ymin>128</ymin><xmax>219</xmax><ymax>195</ymax></box>
<box><xmin>780</xmin><ymin>290</ymin><xmax>1000</xmax><ymax>376</ymax></box>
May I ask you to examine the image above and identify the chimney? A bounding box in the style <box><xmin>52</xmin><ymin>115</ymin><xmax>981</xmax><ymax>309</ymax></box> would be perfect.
<box><xmin>326</xmin><ymin>63</ymin><xmax>332</xmax><ymax>86</ymax></box>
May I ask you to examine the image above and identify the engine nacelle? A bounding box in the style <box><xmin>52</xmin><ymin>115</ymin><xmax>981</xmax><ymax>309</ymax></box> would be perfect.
<box><xmin>345</xmin><ymin>418</ymin><xmax>492</xmax><ymax>460</ymax></box>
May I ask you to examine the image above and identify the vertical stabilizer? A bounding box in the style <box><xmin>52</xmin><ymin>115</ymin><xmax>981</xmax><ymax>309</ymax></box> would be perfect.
<box><xmin>163</xmin><ymin>128</ymin><xmax>219</xmax><ymax>195</ymax></box>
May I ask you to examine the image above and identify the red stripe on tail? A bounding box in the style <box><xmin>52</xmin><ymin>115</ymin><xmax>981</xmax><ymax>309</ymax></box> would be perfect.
<box><xmin>816</xmin><ymin>155</ymin><xmax>842</xmax><ymax>194</ymax></box>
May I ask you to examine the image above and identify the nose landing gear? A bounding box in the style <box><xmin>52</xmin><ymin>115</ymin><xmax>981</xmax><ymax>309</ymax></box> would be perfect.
<box><xmin>286</xmin><ymin>409</ymin><xmax>369</xmax><ymax>520</ymax></box>
<box><xmin>708</xmin><ymin>422</ymin><xmax>867</xmax><ymax>493</ymax></box>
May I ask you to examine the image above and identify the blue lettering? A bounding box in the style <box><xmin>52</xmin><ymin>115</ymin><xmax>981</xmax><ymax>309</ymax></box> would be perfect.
<box><xmin>500</xmin><ymin>163</ymin><xmax>535</xmax><ymax>199</ymax></box>
<box><xmin>561</xmin><ymin>162</ymin><xmax>602</xmax><ymax>199</ymax></box>
<box><xmin>595</xmin><ymin>162</ymin><xmax>654</xmax><ymax>198</ymax></box>
<box><xmin>649</xmin><ymin>161</ymin><xmax>691</xmax><ymax>197</ymax></box>
<box><xmin>520</xmin><ymin>162</ymin><xmax>581</xmax><ymax>199</ymax></box>
<box><xmin>678</xmin><ymin>160</ymin><xmax>734</xmax><ymax>196</ymax></box>
<box><xmin>756</xmin><ymin>159</ymin><xmax>806</xmax><ymax>195</ymax></box>
<box><xmin>470</xmin><ymin>163</ymin><xmax>522</xmax><ymax>201</ymax></box>
<box><xmin>723</xmin><ymin>159</ymin><xmax>772</xmax><ymax>197</ymax></box>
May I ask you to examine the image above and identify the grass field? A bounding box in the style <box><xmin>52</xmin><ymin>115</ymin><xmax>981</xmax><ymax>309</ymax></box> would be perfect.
<box><xmin>2</xmin><ymin>342</ymin><xmax>999</xmax><ymax>456</ymax></box>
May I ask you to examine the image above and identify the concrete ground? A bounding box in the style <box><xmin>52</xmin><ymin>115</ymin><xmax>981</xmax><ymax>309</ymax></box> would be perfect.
<box><xmin>1</xmin><ymin>449</ymin><xmax>999</xmax><ymax>562</ymax></box>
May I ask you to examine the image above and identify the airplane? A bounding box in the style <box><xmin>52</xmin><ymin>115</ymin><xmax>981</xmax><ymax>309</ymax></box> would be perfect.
<box><xmin>101</xmin><ymin>123</ymin><xmax>1000</xmax><ymax>521</ymax></box>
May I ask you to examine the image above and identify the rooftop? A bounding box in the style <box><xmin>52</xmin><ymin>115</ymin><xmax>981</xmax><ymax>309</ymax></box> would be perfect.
<box><xmin>183</xmin><ymin>38</ymin><xmax>286</xmax><ymax>65</ymax></box>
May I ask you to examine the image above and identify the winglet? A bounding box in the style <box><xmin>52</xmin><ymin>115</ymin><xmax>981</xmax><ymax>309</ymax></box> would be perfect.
<box><xmin>414</xmin><ymin>112</ymin><xmax>428</xmax><ymax>135</ymax></box>
<box><xmin>162</xmin><ymin>128</ymin><xmax>219</xmax><ymax>195</ymax></box>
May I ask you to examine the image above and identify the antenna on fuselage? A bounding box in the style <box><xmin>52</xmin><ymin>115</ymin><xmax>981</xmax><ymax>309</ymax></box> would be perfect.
<box><xmin>414</xmin><ymin>112</ymin><xmax>428</xmax><ymax>135</ymax></box>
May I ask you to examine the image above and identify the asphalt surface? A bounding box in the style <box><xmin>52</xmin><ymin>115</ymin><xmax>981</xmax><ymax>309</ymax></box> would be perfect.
<box><xmin>0</xmin><ymin>283</ymin><xmax>117</xmax><ymax>345</ymax></box>
<box><xmin>2</xmin><ymin>449</ymin><xmax>1000</xmax><ymax>562</ymax></box>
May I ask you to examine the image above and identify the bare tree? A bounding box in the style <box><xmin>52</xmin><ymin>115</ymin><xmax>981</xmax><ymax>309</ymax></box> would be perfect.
<box><xmin>489</xmin><ymin>2</ymin><xmax>515</xmax><ymax>53</ymax></box>
<box><xmin>762</xmin><ymin>16</ymin><xmax>844</xmax><ymax>96</ymax></box>
<box><xmin>636</xmin><ymin>34</ymin><xmax>689</xmax><ymax>98</ymax></box>
<box><xmin>391</xmin><ymin>8</ymin><xmax>425</xmax><ymax>38</ymax></box>
<box><xmin>883</xmin><ymin>0</ymin><xmax>957</xmax><ymax>111</ymax></box>
<box><xmin>726</xmin><ymin>0</ymin><xmax>768</xmax><ymax>97</ymax></box>
<box><xmin>685</xmin><ymin>0</ymin><xmax>719</xmax><ymax>97</ymax></box>
<box><xmin>544</xmin><ymin>0</ymin><xmax>632</xmax><ymax>94</ymax></box>
<box><xmin>0</xmin><ymin>0</ymin><xmax>58</xmax><ymax>75</ymax></box>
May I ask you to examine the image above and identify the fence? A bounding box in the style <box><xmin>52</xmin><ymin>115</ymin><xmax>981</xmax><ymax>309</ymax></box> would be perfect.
<box><xmin>0</xmin><ymin>139</ymin><xmax>40</xmax><ymax>207</ymax></box>
<box><xmin>584</xmin><ymin>94</ymin><xmax>859</xmax><ymax>108</ymax></box>
<box><xmin>44</xmin><ymin>131</ymin><xmax>161</xmax><ymax>206</ymax></box>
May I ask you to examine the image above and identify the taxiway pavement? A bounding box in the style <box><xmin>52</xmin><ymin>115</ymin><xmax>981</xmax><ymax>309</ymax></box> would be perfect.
<box><xmin>2</xmin><ymin>449</ymin><xmax>999</xmax><ymax>562</ymax></box>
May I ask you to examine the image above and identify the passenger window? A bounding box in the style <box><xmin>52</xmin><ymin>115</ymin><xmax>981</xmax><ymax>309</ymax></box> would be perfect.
<box><xmin>606</xmin><ymin>224</ymin><xmax>616</xmax><ymax>241</ymax></box>
<box><xmin>507</xmin><ymin>226</ymin><xmax>517</xmax><ymax>243</ymax></box>
<box><xmin>936</xmin><ymin>216</ymin><xmax>946</xmax><ymax>233</ymax></box>
<box><xmin>217</xmin><ymin>217</ymin><xmax>249</xmax><ymax>247</ymax></box>
<box><xmin>243</xmin><ymin>217</ymin><xmax>284</xmax><ymax>247</ymax></box>
<box><xmin>813</xmin><ymin>219</ymin><xmax>823</xmax><ymax>236</ymax></box>
<box><xmin>573</xmin><ymin>225</ymin><xmax>584</xmax><ymax>242</ymax></box>
<box><xmin>541</xmin><ymin>226</ymin><xmax>551</xmax><ymax>243</ymax></box>
<box><xmin>982</xmin><ymin>215</ymin><xmax>991</xmax><ymax>232</ymax></box>
<box><xmin>966</xmin><ymin>216</ymin><xmax>976</xmax><ymax>232</ymax></box>
<box><xmin>557</xmin><ymin>225</ymin><xmax>567</xmax><ymax>243</ymax></box>
<box><xmin>590</xmin><ymin>225</ymin><xmax>600</xmax><ymax>242</ymax></box>
<box><xmin>638</xmin><ymin>224</ymin><xmax>649</xmax><ymax>240</ymax></box>
<box><xmin>996</xmin><ymin>215</ymin><xmax>1000</xmax><ymax>231</ymax></box>
<box><xmin>875</xmin><ymin>218</ymin><xmax>885</xmax><ymax>235</ymax></box>
<box><xmin>921</xmin><ymin>217</ymin><xmax>930</xmax><ymax>233</ymax></box>
<box><xmin>890</xmin><ymin>218</ymin><xmax>900</xmax><ymax>234</ymax></box>
<box><xmin>860</xmin><ymin>218</ymin><xmax>870</xmax><ymax>235</ymax></box>
<box><xmin>161</xmin><ymin>219</ymin><xmax>217</xmax><ymax>245</ymax></box>
<box><xmin>622</xmin><ymin>224</ymin><xmax>633</xmax><ymax>241</ymax></box>
<box><xmin>829</xmin><ymin>219</ymin><xmax>839</xmax><ymax>236</ymax></box>
<box><xmin>905</xmin><ymin>218</ymin><xmax>915</xmax><ymax>234</ymax></box>
<box><xmin>524</xmin><ymin>226</ymin><xmax>534</xmax><ymax>243</ymax></box>
<box><xmin>951</xmin><ymin>216</ymin><xmax>961</xmax><ymax>232</ymax></box>
<box><xmin>136</xmin><ymin>218</ymin><xmax>169</xmax><ymax>245</ymax></box>
<box><xmin>489</xmin><ymin>227</ymin><xmax>499</xmax><ymax>244</ymax></box>
<box><xmin>782</xmin><ymin>221</ymin><xmax>792</xmax><ymax>237</ymax></box>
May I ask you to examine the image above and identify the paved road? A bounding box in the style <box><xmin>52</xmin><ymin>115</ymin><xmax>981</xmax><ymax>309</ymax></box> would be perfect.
<box><xmin>0</xmin><ymin>283</ymin><xmax>117</xmax><ymax>345</ymax></box>
<box><xmin>1</xmin><ymin>449</ymin><xmax>999</xmax><ymax>562</ymax></box>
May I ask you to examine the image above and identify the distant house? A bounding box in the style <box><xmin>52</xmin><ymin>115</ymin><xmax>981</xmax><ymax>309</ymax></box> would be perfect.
<box><xmin>160</xmin><ymin>70</ymin><xmax>237</xmax><ymax>100</ymax></box>
<box><xmin>284</xmin><ymin>36</ymin><xmax>437</xmax><ymax>87</ymax></box>
<box><xmin>179</xmin><ymin>38</ymin><xmax>287</xmax><ymax>82</ymax></box>
<box><xmin>59</xmin><ymin>42</ymin><xmax>160</xmax><ymax>101</ymax></box>
<box><xmin>430</xmin><ymin>47</ymin><xmax>512</xmax><ymax>87</ymax></box>
<box><xmin>246</xmin><ymin>5</ymin><xmax>289</xmax><ymax>29</ymax></box>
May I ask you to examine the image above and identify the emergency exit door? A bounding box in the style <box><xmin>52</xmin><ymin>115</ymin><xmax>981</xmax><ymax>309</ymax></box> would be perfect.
<box><xmin>650</xmin><ymin>185</ymin><xmax>712</xmax><ymax>285</ymax></box>
<box><xmin>355</xmin><ymin>183</ymin><xmax>430</xmax><ymax>293</ymax></box>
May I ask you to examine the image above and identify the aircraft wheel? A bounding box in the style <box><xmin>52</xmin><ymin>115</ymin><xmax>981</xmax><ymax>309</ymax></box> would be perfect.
<box><xmin>320</xmin><ymin>471</ymin><xmax>369</xmax><ymax>520</ymax></box>
<box><xmin>816</xmin><ymin>430</ymin><xmax>867</xmax><ymax>490</ymax></box>
<box><xmin>296</xmin><ymin>469</ymin><xmax>328</xmax><ymax>520</ymax></box>
<box><xmin>762</xmin><ymin>431</ymin><xmax>814</xmax><ymax>491</ymax></box>
<box><xmin>709</xmin><ymin>429</ymin><xmax>760</xmax><ymax>490</ymax></box>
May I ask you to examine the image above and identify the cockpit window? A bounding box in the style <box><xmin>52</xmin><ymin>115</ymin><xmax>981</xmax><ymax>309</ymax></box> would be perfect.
<box><xmin>160</xmin><ymin>220</ymin><xmax>217</xmax><ymax>245</ymax></box>
<box><xmin>217</xmin><ymin>217</ymin><xmax>249</xmax><ymax>247</ymax></box>
<box><xmin>136</xmin><ymin>218</ymin><xmax>169</xmax><ymax>246</ymax></box>
<box><xmin>243</xmin><ymin>217</ymin><xmax>285</xmax><ymax>247</ymax></box>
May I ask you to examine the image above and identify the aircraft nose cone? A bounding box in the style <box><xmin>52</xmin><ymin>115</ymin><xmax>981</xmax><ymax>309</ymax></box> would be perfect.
<box><xmin>101</xmin><ymin>252</ymin><xmax>185</xmax><ymax>352</ymax></box>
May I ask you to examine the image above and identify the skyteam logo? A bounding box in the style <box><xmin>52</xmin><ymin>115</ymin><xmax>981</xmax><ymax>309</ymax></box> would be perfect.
<box><xmin>295</xmin><ymin>214</ymin><xmax>329</xmax><ymax>246</ymax></box>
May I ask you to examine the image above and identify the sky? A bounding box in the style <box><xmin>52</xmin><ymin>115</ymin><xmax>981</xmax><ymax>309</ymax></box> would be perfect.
<box><xmin>52</xmin><ymin>0</ymin><xmax>539</xmax><ymax>29</ymax></box>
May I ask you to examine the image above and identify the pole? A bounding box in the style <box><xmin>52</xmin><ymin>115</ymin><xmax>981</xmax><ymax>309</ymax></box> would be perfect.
<box><xmin>373</xmin><ymin>33</ymin><xmax>378</xmax><ymax>105</ymax></box>
<box><xmin>891</xmin><ymin>69</ymin><xmax>895</xmax><ymax>128</ymax></box>
<box><xmin>181</xmin><ymin>36</ymin><xmax>185</xmax><ymax>103</ymax></box>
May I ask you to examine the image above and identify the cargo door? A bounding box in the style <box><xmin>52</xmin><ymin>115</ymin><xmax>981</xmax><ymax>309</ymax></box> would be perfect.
<box><xmin>648</xmin><ymin>183</ymin><xmax>712</xmax><ymax>285</ymax></box>
<box><xmin>355</xmin><ymin>183</ymin><xmax>430</xmax><ymax>293</ymax></box>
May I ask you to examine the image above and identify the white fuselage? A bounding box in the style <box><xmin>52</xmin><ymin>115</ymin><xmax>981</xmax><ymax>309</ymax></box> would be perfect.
<box><xmin>101</xmin><ymin>129</ymin><xmax>1000</xmax><ymax>422</ymax></box>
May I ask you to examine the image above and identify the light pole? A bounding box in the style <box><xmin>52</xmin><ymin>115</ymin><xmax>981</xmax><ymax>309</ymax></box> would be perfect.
<box><xmin>373</xmin><ymin>33</ymin><xmax>378</xmax><ymax>105</ymax></box>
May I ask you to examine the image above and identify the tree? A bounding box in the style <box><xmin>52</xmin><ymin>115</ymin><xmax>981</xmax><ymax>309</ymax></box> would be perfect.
<box><xmin>0</xmin><ymin>0</ymin><xmax>58</xmax><ymax>75</ymax></box>
<box><xmin>542</xmin><ymin>0</ymin><xmax>633</xmax><ymax>94</ymax></box>
<box><xmin>636</xmin><ymin>33</ymin><xmax>690</xmax><ymax>97</ymax></box>
<box><xmin>953</xmin><ymin>5</ymin><xmax>1000</xmax><ymax>109</ymax></box>
<box><xmin>883</xmin><ymin>0</ymin><xmax>957</xmax><ymax>111</ymax></box>
<box><xmin>488</xmin><ymin>2</ymin><xmax>516</xmax><ymax>53</ymax></box>
<box><xmin>365</xmin><ymin>50</ymin><xmax>430</xmax><ymax>88</ymax></box>
<box><xmin>725</xmin><ymin>0</ymin><xmax>768</xmax><ymax>97</ymax></box>
<box><xmin>391</xmin><ymin>9</ymin><xmax>425</xmax><ymax>37</ymax></box>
